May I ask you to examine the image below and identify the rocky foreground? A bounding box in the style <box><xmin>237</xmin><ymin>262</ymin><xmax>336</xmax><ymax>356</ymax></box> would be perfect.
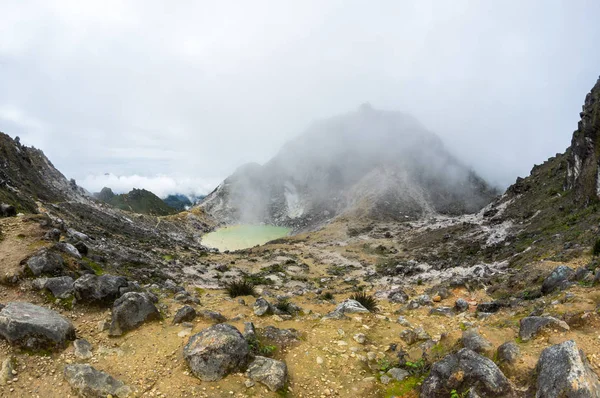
<box><xmin>1</xmin><ymin>210</ymin><xmax>600</xmax><ymax>398</ymax></box>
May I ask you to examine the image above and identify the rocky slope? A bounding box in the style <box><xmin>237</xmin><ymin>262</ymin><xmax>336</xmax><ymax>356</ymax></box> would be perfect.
<box><xmin>199</xmin><ymin>104</ymin><xmax>498</xmax><ymax>230</ymax></box>
<box><xmin>93</xmin><ymin>187</ymin><xmax>178</xmax><ymax>216</ymax></box>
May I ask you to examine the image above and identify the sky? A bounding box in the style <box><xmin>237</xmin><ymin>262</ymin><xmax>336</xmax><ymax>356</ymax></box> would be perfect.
<box><xmin>1</xmin><ymin>1</ymin><xmax>599</xmax><ymax>198</ymax></box>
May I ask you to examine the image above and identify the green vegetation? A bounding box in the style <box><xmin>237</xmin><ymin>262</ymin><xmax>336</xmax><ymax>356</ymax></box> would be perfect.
<box><xmin>94</xmin><ymin>187</ymin><xmax>177</xmax><ymax>216</ymax></box>
<box><xmin>383</xmin><ymin>375</ymin><xmax>426</xmax><ymax>398</ymax></box>
<box><xmin>321</xmin><ymin>291</ymin><xmax>334</xmax><ymax>300</ymax></box>
<box><xmin>593</xmin><ymin>238</ymin><xmax>600</xmax><ymax>256</ymax></box>
<box><xmin>274</xmin><ymin>299</ymin><xmax>293</xmax><ymax>314</ymax></box>
<box><xmin>349</xmin><ymin>291</ymin><xmax>379</xmax><ymax>312</ymax></box>
<box><xmin>81</xmin><ymin>257</ymin><xmax>104</xmax><ymax>275</ymax></box>
<box><xmin>225</xmin><ymin>279</ymin><xmax>256</xmax><ymax>298</ymax></box>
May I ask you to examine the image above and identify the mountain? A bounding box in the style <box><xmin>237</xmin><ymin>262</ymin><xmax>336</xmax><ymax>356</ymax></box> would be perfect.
<box><xmin>163</xmin><ymin>194</ymin><xmax>206</xmax><ymax>211</ymax></box>
<box><xmin>199</xmin><ymin>104</ymin><xmax>498</xmax><ymax>230</ymax></box>
<box><xmin>93</xmin><ymin>187</ymin><xmax>178</xmax><ymax>216</ymax></box>
<box><xmin>0</xmin><ymin>133</ymin><xmax>88</xmax><ymax>212</ymax></box>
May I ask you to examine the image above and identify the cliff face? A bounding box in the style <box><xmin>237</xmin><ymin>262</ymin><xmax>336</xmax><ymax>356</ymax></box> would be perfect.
<box><xmin>199</xmin><ymin>105</ymin><xmax>498</xmax><ymax>230</ymax></box>
<box><xmin>0</xmin><ymin>132</ymin><xmax>88</xmax><ymax>212</ymax></box>
<box><xmin>565</xmin><ymin>76</ymin><xmax>600</xmax><ymax>204</ymax></box>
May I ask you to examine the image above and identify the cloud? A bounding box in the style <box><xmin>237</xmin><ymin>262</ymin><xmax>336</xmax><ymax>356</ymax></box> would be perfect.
<box><xmin>1</xmin><ymin>1</ymin><xmax>600</xmax><ymax>190</ymax></box>
<box><xmin>79</xmin><ymin>173</ymin><xmax>221</xmax><ymax>199</ymax></box>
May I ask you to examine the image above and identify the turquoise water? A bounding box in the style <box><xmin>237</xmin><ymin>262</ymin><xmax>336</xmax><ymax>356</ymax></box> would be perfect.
<box><xmin>201</xmin><ymin>224</ymin><xmax>291</xmax><ymax>251</ymax></box>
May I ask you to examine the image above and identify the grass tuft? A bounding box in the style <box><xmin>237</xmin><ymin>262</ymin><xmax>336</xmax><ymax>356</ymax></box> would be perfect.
<box><xmin>225</xmin><ymin>279</ymin><xmax>256</xmax><ymax>298</ymax></box>
<box><xmin>350</xmin><ymin>291</ymin><xmax>379</xmax><ymax>312</ymax></box>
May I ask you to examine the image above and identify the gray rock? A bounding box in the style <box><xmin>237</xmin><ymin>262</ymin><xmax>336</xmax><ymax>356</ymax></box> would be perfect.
<box><xmin>420</xmin><ymin>349</ymin><xmax>515</xmax><ymax>398</ymax></box>
<box><xmin>243</xmin><ymin>321</ymin><xmax>257</xmax><ymax>341</ymax></box>
<box><xmin>455</xmin><ymin>298</ymin><xmax>469</xmax><ymax>313</ymax></box>
<box><xmin>476</xmin><ymin>301</ymin><xmax>504</xmax><ymax>314</ymax></box>
<box><xmin>415</xmin><ymin>294</ymin><xmax>433</xmax><ymax>306</ymax></box>
<box><xmin>518</xmin><ymin>316</ymin><xmax>570</xmax><ymax>342</ymax></box>
<box><xmin>259</xmin><ymin>326</ymin><xmax>301</xmax><ymax>349</ymax></box>
<box><xmin>73</xmin><ymin>274</ymin><xmax>128</xmax><ymax>305</ymax></box>
<box><xmin>429</xmin><ymin>307</ymin><xmax>454</xmax><ymax>317</ymax></box>
<box><xmin>64</xmin><ymin>364</ymin><xmax>132</xmax><ymax>397</ymax></box>
<box><xmin>44</xmin><ymin>228</ymin><xmax>61</xmax><ymax>241</ymax></box>
<box><xmin>387</xmin><ymin>288</ymin><xmax>409</xmax><ymax>303</ymax></box>
<box><xmin>109</xmin><ymin>292</ymin><xmax>160</xmax><ymax>336</ymax></box>
<box><xmin>253</xmin><ymin>297</ymin><xmax>273</xmax><ymax>316</ymax></box>
<box><xmin>54</xmin><ymin>242</ymin><xmax>82</xmax><ymax>259</ymax></box>
<box><xmin>74</xmin><ymin>338</ymin><xmax>93</xmax><ymax>359</ymax></box>
<box><xmin>462</xmin><ymin>328</ymin><xmax>494</xmax><ymax>357</ymax></box>
<box><xmin>26</xmin><ymin>251</ymin><xmax>64</xmax><ymax>276</ymax></box>
<box><xmin>174</xmin><ymin>291</ymin><xmax>200</xmax><ymax>304</ymax></box>
<box><xmin>246</xmin><ymin>356</ymin><xmax>288</xmax><ymax>391</ymax></box>
<box><xmin>535</xmin><ymin>340</ymin><xmax>600</xmax><ymax>398</ymax></box>
<box><xmin>324</xmin><ymin>299</ymin><xmax>370</xmax><ymax>319</ymax></box>
<box><xmin>197</xmin><ymin>310</ymin><xmax>227</xmax><ymax>323</ymax></box>
<box><xmin>0</xmin><ymin>357</ymin><xmax>15</xmax><ymax>386</ymax></box>
<box><xmin>496</xmin><ymin>342</ymin><xmax>520</xmax><ymax>365</ymax></box>
<box><xmin>0</xmin><ymin>203</ymin><xmax>16</xmax><ymax>217</ymax></box>
<box><xmin>0</xmin><ymin>302</ymin><xmax>75</xmax><ymax>350</ymax></box>
<box><xmin>387</xmin><ymin>367</ymin><xmax>410</xmax><ymax>381</ymax></box>
<box><xmin>541</xmin><ymin>265</ymin><xmax>575</xmax><ymax>295</ymax></box>
<box><xmin>173</xmin><ymin>305</ymin><xmax>197</xmax><ymax>324</ymax></box>
<box><xmin>400</xmin><ymin>327</ymin><xmax>430</xmax><ymax>345</ymax></box>
<box><xmin>34</xmin><ymin>276</ymin><xmax>74</xmax><ymax>299</ymax></box>
<box><xmin>183</xmin><ymin>324</ymin><xmax>250</xmax><ymax>381</ymax></box>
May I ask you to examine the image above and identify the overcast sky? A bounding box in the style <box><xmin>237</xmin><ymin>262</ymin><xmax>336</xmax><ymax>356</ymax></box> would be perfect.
<box><xmin>1</xmin><ymin>1</ymin><xmax>599</xmax><ymax>197</ymax></box>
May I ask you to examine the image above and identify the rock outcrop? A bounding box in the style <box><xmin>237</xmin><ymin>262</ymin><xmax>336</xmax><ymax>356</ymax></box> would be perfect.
<box><xmin>109</xmin><ymin>292</ymin><xmax>160</xmax><ymax>336</ymax></box>
<box><xmin>64</xmin><ymin>364</ymin><xmax>132</xmax><ymax>397</ymax></box>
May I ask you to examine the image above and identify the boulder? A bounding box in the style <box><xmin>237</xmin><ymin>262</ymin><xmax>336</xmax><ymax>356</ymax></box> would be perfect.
<box><xmin>64</xmin><ymin>364</ymin><xmax>132</xmax><ymax>397</ymax></box>
<box><xmin>44</xmin><ymin>228</ymin><xmax>61</xmax><ymax>241</ymax></box>
<box><xmin>0</xmin><ymin>302</ymin><xmax>75</xmax><ymax>350</ymax></box>
<box><xmin>246</xmin><ymin>356</ymin><xmax>288</xmax><ymax>391</ymax></box>
<box><xmin>259</xmin><ymin>326</ymin><xmax>301</xmax><ymax>349</ymax></box>
<box><xmin>429</xmin><ymin>307</ymin><xmax>454</xmax><ymax>317</ymax></box>
<box><xmin>387</xmin><ymin>367</ymin><xmax>410</xmax><ymax>381</ymax></box>
<box><xmin>183</xmin><ymin>324</ymin><xmax>250</xmax><ymax>381</ymax></box>
<box><xmin>54</xmin><ymin>242</ymin><xmax>82</xmax><ymax>259</ymax></box>
<box><xmin>253</xmin><ymin>297</ymin><xmax>273</xmax><ymax>316</ymax></box>
<box><xmin>109</xmin><ymin>292</ymin><xmax>160</xmax><ymax>336</ymax></box>
<box><xmin>0</xmin><ymin>203</ymin><xmax>16</xmax><ymax>217</ymax></box>
<box><xmin>324</xmin><ymin>299</ymin><xmax>370</xmax><ymax>319</ymax></box>
<box><xmin>420</xmin><ymin>349</ymin><xmax>515</xmax><ymax>398</ymax></box>
<box><xmin>74</xmin><ymin>241</ymin><xmax>89</xmax><ymax>256</ymax></box>
<box><xmin>518</xmin><ymin>316</ymin><xmax>570</xmax><ymax>342</ymax></box>
<box><xmin>455</xmin><ymin>298</ymin><xmax>469</xmax><ymax>313</ymax></box>
<box><xmin>462</xmin><ymin>328</ymin><xmax>494</xmax><ymax>357</ymax></box>
<box><xmin>197</xmin><ymin>310</ymin><xmax>227</xmax><ymax>323</ymax></box>
<box><xmin>535</xmin><ymin>340</ymin><xmax>600</xmax><ymax>397</ymax></box>
<box><xmin>26</xmin><ymin>251</ymin><xmax>64</xmax><ymax>276</ymax></box>
<box><xmin>496</xmin><ymin>342</ymin><xmax>520</xmax><ymax>365</ymax></box>
<box><xmin>387</xmin><ymin>288</ymin><xmax>409</xmax><ymax>303</ymax></box>
<box><xmin>400</xmin><ymin>327</ymin><xmax>430</xmax><ymax>345</ymax></box>
<box><xmin>173</xmin><ymin>305</ymin><xmax>197</xmax><ymax>324</ymax></box>
<box><xmin>73</xmin><ymin>274</ymin><xmax>128</xmax><ymax>305</ymax></box>
<box><xmin>476</xmin><ymin>302</ymin><xmax>504</xmax><ymax>314</ymax></box>
<box><xmin>33</xmin><ymin>276</ymin><xmax>74</xmax><ymax>299</ymax></box>
<box><xmin>541</xmin><ymin>265</ymin><xmax>575</xmax><ymax>295</ymax></box>
<box><xmin>74</xmin><ymin>338</ymin><xmax>93</xmax><ymax>359</ymax></box>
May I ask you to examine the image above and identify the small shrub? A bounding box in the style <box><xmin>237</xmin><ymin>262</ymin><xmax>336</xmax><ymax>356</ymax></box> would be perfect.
<box><xmin>225</xmin><ymin>279</ymin><xmax>256</xmax><ymax>298</ymax></box>
<box><xmin>275</xmin><ymin>299</ymin><xmax>293</xmax><ymax>314</ymax></box>
<box><xmin>322</xmin><ymin>292</ymin><xmax>334</xmax><ymax>300</ymax></box>
<box><xmin>349</xmin><ymin>291</ymin><xmax>379</xmax><ymax>312</ymax></box>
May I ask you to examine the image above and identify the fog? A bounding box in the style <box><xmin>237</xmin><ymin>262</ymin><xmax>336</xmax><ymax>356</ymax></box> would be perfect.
<box><xmin>1</xmin><ymin>1</ymin><xmax>599</xmax><ymax>197</ymax></box>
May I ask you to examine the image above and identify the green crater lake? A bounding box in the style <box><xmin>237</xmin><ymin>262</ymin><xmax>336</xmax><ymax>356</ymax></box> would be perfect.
<box><xmin>201</xmin><ymin>224</ymin><xmax>291</xmax><ymax>251</ymax></box>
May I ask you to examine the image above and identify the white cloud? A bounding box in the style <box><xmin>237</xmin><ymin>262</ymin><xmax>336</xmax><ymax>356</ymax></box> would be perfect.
<box><xmin>79</xmin><ymin>173</ymin><xmax>221</xmax><ymax>198</ymax></box>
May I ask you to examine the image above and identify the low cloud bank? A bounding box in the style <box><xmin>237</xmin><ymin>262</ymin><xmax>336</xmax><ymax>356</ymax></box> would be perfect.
<box><xmin>80</xmin><ymin>173</ymin><xmax>221</xmax><ymax>199</ymax></box>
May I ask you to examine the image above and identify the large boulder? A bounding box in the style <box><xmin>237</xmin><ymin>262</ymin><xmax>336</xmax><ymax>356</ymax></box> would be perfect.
<box><xmin>26</xmin><ymin>251</ymin><xmax>64</xmax><ymax>276</ymax></box>
<box><xmin>54</xmin><ymin>242</ymin><xmax>82</xmax><ymax>259</ymax></box>
<box><xmin>64</xmin><ymin>364</ymin><xmax>132</xmax><ymax>397</ymax></box>
<box><xmin>541</xmin><ymin>265</ymin><xmax>575</xmax><ymax>295</ymax></box>
<box><xmin>323</xmin><ymin>299</ymin><xmax>370</xmax><ymax>319</ymax></box>
<box><xmin>420</xmin><ymin>349</ymin><xmax>515</xmax><ymax>398</ymax></box>
<box><xmin>518</xmin><ymin>316</ymin><xmax>570</xmax><ymax>342</ymax></box>
<box><xmin>173</xmin><ymin>305</ymin><xmax>197</xmax><ymax>324</ymax></box>
<box><xmin>0</xmin><ymin>302</ymin><xmax>75</xmax><ymax>350</ymax></box>
<box><xmin>109</xmin><ymin>292</ymin><xmax>160</xmax><ymax>336</ymax></box>
<box><xmin>0</xmin><ymin>203</ymin><xmax>16</xmax><ymax>217</ymax></box>
<box><xmin>247</xmin><ymin>356</ymin><xmax>288</xmax><ymax>391</ymax></box>
<box><xmin>535</xmin><ymin>340</ymin><xmax>600</xmax><ymax>397</ymax></box>
<box><xmin>496</xmin><ymin>342</ymin><xmax>520</xmax><ymax>365</ymax></box>
<box><xmin>461</xmin><ymin>328</ymin><xmax>494</xmax><ymax>357</ymax></box>
<box><xmin>33</xmin><ymin>276</ymin><xmax>75</xmax><ymax>299</ymax></box>
<box><xmin>183</xmin><ymin>324</ymin><xmax>250</xmax><ymax>381</ymax></box>
<box><xmin>73</xmin><ymin>274</ymin><xmax>128</xmax><ymax>305</ymax></box>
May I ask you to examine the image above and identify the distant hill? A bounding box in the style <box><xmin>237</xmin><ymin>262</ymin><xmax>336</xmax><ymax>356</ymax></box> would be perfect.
<box><xmin>163</xmin><ymin>194</ymin><xmax>193</xmax><ymax>211</ymax></box>
<box><xmin>93</xmin><ymin>187</ymin><xmax>177</xmax><ymax>216</ymax></box>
